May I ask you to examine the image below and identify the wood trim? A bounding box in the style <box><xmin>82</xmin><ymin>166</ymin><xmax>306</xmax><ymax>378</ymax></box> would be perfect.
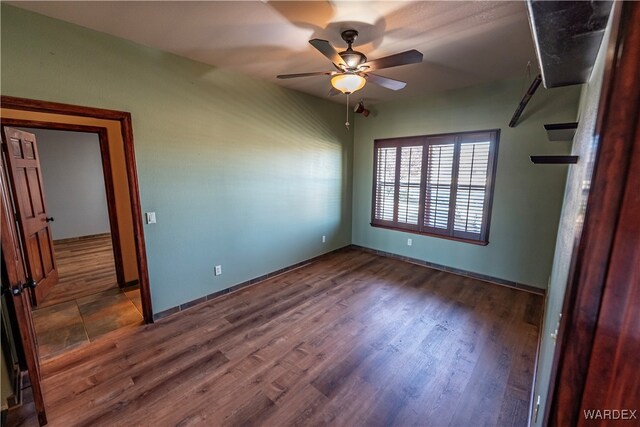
<box><xmin>369</xmin><ymin>222</ymin><xmax>489</xmax><ymax>246</ymax></box>
<box><xmin>119</xmin><ymin>113</ymin><xmax>153</xmax><ymax>323</ymax></box>
<box><xmin>580</xmin><ymin>87</ymin><xmax>640</xmax><ymax>419</ymax></box>
<box><xmin>0</xmin><ymin>119</ymin><xmax>103</xmax><ymax>134</ymax></box>
<box><xmin>1</xmin><ymin>96</ymin><xmax>130</xmax><ymax>121</ymax></box>
<box><xmin>546</xmin><ymin>2</ymin><xmax>640</xmax><ymax>425</ymax></box>
<box><xmin>417</xmin><ymin>143</ymin><xmax>429</xmax><ymax>233</ymax></box>
<box><xmin>370</xmin><ymin>141</ymin><xmax>379</xmax><ymax>226</ymax></box>
<box><xmin>351</xmin><ymin>244</ymin><xmax>545</xmax><ymax>295</ymax></box>
<box><xmin>0</xmin><ymin>96</ymin><xmax>153</xmax><ymax>324</ymax></box>
<box><xmin>482</xmin><ymin>129</ymin><xmax>500</xmax><ymax>242</ymax></box>
<box><xmin>372</xmin><ymin>128</ymin><xmax>503</xmax><ymax>144</ymax></box>
<box><xmin>447</xmin><ymin>136</ymin><xmax>462</xmax><ymax>238</ymax></box>
<box><xmin>96</xmin><ymin>128</ymin><xmax>125</xmax><ymax>287</ymax></box>
<box><xmin>392</xmin><ymin>146</ymin><xmax>401</xmax><ymax>223</ymax></box>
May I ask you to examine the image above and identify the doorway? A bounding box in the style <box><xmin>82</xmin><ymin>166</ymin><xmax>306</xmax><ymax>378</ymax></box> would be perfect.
<box><xmin>1</xmin><ymin>96</ymin><xmax>153</xmax><ymax>424</ymax></box>
<box><xmin>1</xmin><ymin>96</ymin><xmax>152</xmax><ymax>344</ymax></box>
<box><xmin>1</xmin><ymin>96</ymin><xmax>151</xmax><ymax>319</ymax></box>
<box><xmin>12</xmin><ymin>127</ymin><xmax>145</xmax><ymax>359</ymax></box>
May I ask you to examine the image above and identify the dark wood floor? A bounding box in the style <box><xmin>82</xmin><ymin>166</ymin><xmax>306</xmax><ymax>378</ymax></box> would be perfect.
<box><xmin>9</xmin><ymin>248</ymin><xmax>542</xmax><ymax>426</ymax></box>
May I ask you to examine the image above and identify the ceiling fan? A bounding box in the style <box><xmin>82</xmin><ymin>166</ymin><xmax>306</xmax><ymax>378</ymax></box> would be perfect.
<box><xmin>277</xmin><ymin>29</ymin><xmax>423</xmax><ymax>95</ymax></box>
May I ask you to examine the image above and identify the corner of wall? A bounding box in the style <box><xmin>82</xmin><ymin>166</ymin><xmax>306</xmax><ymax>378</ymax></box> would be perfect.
<box><xmin>531</xmin><ymin>8</ymin><xmax>614</xmax><ymax>426</ymax></box>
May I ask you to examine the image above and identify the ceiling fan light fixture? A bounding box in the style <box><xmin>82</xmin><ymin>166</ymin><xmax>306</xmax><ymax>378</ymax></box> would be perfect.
<box><xmin>331</xmin><ymin>74</ymin><xmax>366</xmax><ymax>94</ymax></box>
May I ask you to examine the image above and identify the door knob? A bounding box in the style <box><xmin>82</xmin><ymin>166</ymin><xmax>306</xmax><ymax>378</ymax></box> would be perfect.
<box><xmin>10</xmin><ymin>279</ymin><xmax>37</xmax><ymax>296</ymax></box>
<box><xmin>45</xmin><ymin>217</ymin><xmax>55</xmax><ymax>222</ymax></box>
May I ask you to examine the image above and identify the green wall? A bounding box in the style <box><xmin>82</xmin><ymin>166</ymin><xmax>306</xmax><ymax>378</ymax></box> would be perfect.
<box><xmin>352</xmin><ymin>79</ymin><xmax>581</xmax><ymax>288</ymax></box>
<box><xmin>0</xmin><ymin>5</ymin><xmax>352</xmax><ymax>313</ymax></box>
<box><xmin>1</xmin><ymin>3</ymin><xmax>584</xmax><ymax>315</ymax></box>
<box><xmin>531</xmin><ymin>13</ymin><xmax>611</xmax><ymax>425</ymax></box>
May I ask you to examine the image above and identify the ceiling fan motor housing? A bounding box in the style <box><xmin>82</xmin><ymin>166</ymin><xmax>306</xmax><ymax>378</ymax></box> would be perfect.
<box><xmin>340</xmin><ymin>50</ymin><xmax>367</xmax><ymax>70</ymax></box>
<box><xmin>339</xmin><ymin>29</ymin><xmax>367</xmax><ymax>71</ymax></box>
<box><xmin>341</xmin><ymin>29</ymin><xmax>359</xmax><ymax>45</ymax></box>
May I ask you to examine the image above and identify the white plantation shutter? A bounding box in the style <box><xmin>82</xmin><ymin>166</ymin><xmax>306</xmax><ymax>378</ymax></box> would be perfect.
<box><xmin>424</xmin><ymin>141</ymin><xmax>455</xmax><ymax>233</ymax></box>
<box><xmin>373</xmin><ymin>146</ymin><xmax>397</xmax><ymax>222</ymax></box>
<box><xmin>397</xmin><ymin>146</ymin><xmax>423</xmax><ymax>226</ymax></box>
<box><xmin>453</xmin><ymin>140</ymin><xmax>491</xmax><ymax>238</ymax></box>
<box><xmin>372</xmin><ymin>130</ymin><xmax>498</xmax><ymax>245</ymax></box>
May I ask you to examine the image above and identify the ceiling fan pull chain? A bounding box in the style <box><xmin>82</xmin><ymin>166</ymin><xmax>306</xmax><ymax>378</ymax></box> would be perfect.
<box><xmin>345</xmin><ymin>93</ymin><xmax>350</xmax><ymax>130</ymax></box>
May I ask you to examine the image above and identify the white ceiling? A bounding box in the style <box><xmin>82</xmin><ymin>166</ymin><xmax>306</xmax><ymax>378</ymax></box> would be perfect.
<box><xmin>10</xmin><ymin>1</ymin><xmax>538</xmax><ymax>105</ymax></box>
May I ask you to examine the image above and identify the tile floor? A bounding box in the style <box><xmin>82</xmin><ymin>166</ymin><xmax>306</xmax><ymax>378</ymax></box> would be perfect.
<box><xmin>31</xmin><ymin>235</ymin><xmax>144</xmax><ymax>360</ymax></box>
<box><xmin>32</xmin><ymin>287</ymin><xmax>144</xmax><ymax>360</ymax></box>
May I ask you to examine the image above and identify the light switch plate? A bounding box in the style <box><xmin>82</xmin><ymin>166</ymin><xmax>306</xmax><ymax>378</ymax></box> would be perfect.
<box><xmin>407</xmin><ymin>238</ymin><xmax>412</xmax><ymax>246</ymax></box>
<box><xmin>146</xmin><ymin>212</ymin><xmax>156</xmax><ymax>224</ymax></box>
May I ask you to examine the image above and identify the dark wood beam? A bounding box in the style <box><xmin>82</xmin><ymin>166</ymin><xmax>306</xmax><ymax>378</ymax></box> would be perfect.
<box><xmin>509</xmin><ymin>74</ymin><xmax>542</xmax><ymax>128</ymax></box>
<box><xmin>544</xmin><ymin>122</ymin><xmax>579</xmax><ymax>141</ymax></box>
<box><xmin>530</xmin><ymin>155</ymin><xmax>579</xmax><ymax>164</ymax></box>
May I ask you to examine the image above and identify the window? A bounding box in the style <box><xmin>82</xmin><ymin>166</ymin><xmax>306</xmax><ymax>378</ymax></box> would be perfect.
<box><xmin>371</xmin><ymin>130</ymin><xmax>499</xmax><ymax>245</ymax></box>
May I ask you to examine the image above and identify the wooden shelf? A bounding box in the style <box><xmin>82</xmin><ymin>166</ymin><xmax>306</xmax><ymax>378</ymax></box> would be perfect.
<box><xmin>544</xmin><ymin>122</ymin><xmax>578</xmax><ymax>141</ymax></box>
<box><xmin>530</xmin><ymin>155</ymin><xmax>579</xmax><ymax>164</ymax></box>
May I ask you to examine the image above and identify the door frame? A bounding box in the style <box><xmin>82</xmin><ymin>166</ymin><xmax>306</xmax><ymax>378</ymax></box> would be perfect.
<box><xmin>3</xmin><ymin>121</ymin><xmax>124</xmax><ymax>293</ymax></box>
<box><xmin>0</xmin><ymin>95</ymin><xmax>153</xmax><ymax>324</ymax></box>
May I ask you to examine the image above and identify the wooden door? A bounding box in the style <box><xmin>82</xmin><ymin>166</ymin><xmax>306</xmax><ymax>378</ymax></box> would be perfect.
<box><xmin>1</xmin><ymin>152</ymin><xmax>48</xmax><ymax>425</ymax></box>
<box><xmin>1</xmin><ymin>127</ymin><xmax>58</xmax><ymax>305</ymax></box>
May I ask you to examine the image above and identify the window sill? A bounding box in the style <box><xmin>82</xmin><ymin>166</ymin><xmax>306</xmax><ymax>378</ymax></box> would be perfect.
<box><xmin>370</xmin><ymin>222</ymin><xmax>489</xmax><ymax>246</ymax></box>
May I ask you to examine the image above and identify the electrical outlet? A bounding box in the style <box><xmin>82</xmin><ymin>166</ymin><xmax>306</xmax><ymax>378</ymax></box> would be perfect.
<box><xmin>146</xmin><ymin>212</ymin><xmax>156</xmax><ymax>224</ymax></box>
<box><xmin>322</xmin><ymin>235</ymin><xmax>326</xmax><ymax>243</ymax></box>
<box><xmin>214</xmin><ymin>265</ymin><xmax>222</xmax><ymax>276</ymax></box>
<box><xmin>407</xmin><ymin>238</ymin><xmax>412</xmax><ymax>246</ymax></box>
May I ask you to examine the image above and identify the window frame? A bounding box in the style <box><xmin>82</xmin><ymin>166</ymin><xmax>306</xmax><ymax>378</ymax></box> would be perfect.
<box><xmin>370</xmin><ymin>129</ymin><xmax>500</xmax><ymax>246</ymax></box>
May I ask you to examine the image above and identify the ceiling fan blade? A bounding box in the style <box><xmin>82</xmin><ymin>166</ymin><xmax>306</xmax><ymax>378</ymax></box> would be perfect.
<box><xmin>328</xmin><ymin>87</ymin><xmax>341</xmax><ymax>96</ymax></box>
<box><xmin>364</xmin><ymin>73</ymin><xmax>407</xmax><ymax>91</ymax></box>
<box><xmin>309</xmin><ymin>39</ymin><xmax>347</xmax><ymax>67</ymax></box>
<box><xmin>361</xmin><ymin>50</ymin><xmax>423</xmax><ymax>71</ymax></box>
<box><xmin>277</xmin><ymin>71</ymin><xmax>336</xmax><ymax>79</ymax></box>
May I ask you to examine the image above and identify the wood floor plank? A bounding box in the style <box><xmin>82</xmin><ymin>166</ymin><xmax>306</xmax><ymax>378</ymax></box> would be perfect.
<box><xmin>148</xmin><ymin>264</ymin><xmax>404</xmax><ymax>425</ymax></box>
<box><xmin>39</xmin><ymin>235</ymin><xmax>120</xmax><ymax>308</ymax></box>
<box><xmin>8</xmin><ymin>248</ymin><xmax>543</xmax><ymax>427</ymax></box>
